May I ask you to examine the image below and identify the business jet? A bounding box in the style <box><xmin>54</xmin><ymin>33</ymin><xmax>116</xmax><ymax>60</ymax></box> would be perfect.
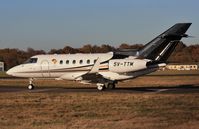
<box><xmin>6</xmin><ymin>23</ymin><xmax>192</xmax><ymax>90</ymax></box>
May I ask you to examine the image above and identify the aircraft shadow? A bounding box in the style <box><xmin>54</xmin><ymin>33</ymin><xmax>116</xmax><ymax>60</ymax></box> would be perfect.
<box><xmin>51</xmin><ymin>84</ymin><xmax>199</xmax><ymax>93</ymax></box>
<box><xmin>114</xmin><ymin>84</ymin><xmax>199</xmax><ymax>93</ymax></box>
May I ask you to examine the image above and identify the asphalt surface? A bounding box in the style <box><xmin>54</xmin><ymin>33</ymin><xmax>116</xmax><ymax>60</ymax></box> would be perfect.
<box><xmin>0</xmin><ymin>85</ymin><xmax>199</xmax><ymax>94</ymax></box>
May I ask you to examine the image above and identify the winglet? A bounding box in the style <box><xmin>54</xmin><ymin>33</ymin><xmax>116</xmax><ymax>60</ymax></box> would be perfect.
<box><xmin>89</xmin><ymin>57</ymin><xmax>100</xmax><ymax>74</ymax></box>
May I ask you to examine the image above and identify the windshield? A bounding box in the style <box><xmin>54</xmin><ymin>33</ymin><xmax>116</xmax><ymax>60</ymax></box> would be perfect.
<box><xmin>24</xmin><ymin>58</ymin><xmax>38</xmax><ymax>64</ymax></box>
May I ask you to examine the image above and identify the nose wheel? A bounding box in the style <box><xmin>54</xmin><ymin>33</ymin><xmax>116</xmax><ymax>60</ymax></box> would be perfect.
<box><xmin>28</xmin><ymin>84</ymin><xmax>34</xmax><ymax>90</ymax></box>
<box><xmin>28</xmin><ymin>78</ymin><xmax>34</xmax><ymax>90</ymax></box>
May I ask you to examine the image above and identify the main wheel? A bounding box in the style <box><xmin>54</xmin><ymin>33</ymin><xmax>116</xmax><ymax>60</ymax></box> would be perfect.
<box><xmin>28</xmin><ymin>84</ymin><xmax>34</xmax><ymax>90</ymax></box>
<box><xmin>97</xmin><ymin>85</ymin><xmax>105</xmax><ymax>91</ymax></box>
<box><xmin>106</xmin><ymin>83</ymin><xmax>116</xmax><ymax>89</ymax></box>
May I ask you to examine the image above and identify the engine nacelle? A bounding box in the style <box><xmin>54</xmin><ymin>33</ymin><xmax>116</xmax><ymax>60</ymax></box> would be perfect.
<box><xmin>109</xmin><ymin>59</ymin><xmax>147</xmax><ymax>73</ymax></box>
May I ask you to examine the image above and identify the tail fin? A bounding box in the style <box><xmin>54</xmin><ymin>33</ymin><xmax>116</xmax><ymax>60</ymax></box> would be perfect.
<box><xmin>138</xmin><ymin>23</ymin><xmax>192</xmax><ymax>62</ymax></box>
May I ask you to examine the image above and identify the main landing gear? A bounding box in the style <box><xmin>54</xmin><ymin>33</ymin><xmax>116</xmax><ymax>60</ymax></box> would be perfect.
<box><xmin>28</xmin><ymin>78</ymin><xmax>35</xmax><ymax>90</ymax></box>
<box><xmin>96</xmin><ymin>82</ymin><xmax>116</xmax><ymax>91</ymax></box>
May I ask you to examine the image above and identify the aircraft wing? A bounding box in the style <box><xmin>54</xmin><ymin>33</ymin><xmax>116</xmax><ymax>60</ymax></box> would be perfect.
<box><xmin>68</xmin><ymin>57</ymin><xmax>113</xmax><ymax>84</ymax></box>
<box><xmin>88</xmin><ymin>57</ymin><xmax>100</xmax><ymax>74</ymax></box>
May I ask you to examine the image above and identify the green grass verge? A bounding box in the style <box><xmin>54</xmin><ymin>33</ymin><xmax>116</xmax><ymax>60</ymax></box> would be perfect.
<box><xmin>0</xmin><ymin>72</ymin><xmax>10</xmax><ymax>78</ymax></box>
<box><xmin>149</xmin><ymin>70</ymin><xmax>199</xmax><ymax>75</ymax></box>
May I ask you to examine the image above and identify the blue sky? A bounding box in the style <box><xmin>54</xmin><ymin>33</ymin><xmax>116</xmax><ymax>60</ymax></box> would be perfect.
<box><xmin>0</xmin><ymin>0</ymin><xmax>198</xmax><ymax>51</ymax></box>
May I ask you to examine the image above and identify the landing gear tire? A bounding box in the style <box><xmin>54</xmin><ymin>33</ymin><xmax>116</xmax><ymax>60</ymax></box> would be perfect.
<box><xmin>97</xmin><ymin>85</ymin><xmax>105</xmax><ymax>91</ymax></box>
<box><xmin>97</xmin><ymin>84</ymin><xmax>105</xmax><ymax>91</ymax></box>
<box><xmin>28</xmin><ymin>84</ymin><xmax>34</xmax><ymax>90</ymax></box>
<box><xmin>28</xmin><ymin>78</ymin><xmax>34</xmax><ymax>90</ymax></box>
<box><xmin>106</xmin><ymin>83</ymin><xmax>115</xmax><ymax>89</ymax></box>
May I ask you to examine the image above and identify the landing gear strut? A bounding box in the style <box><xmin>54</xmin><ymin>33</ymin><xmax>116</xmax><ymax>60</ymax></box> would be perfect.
<box><xmin>28</xmin><ymin>78</ymin><xmax>34</xmax><ymax>90</ymax></box>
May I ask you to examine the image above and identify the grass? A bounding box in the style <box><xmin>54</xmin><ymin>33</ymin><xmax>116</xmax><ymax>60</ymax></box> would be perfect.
<box><xmin>0</xmin><ymin>93</ymin><xmax>198</xmax><ymax>129</ymax></box>
<box><xmin>0</xmin><ymin>71</ymin><xmax>199</xmax><ymax>129</ymax></box>
<box><xmin>0</xmin><ymin>72</ymin><xmax>9</xmax><ymax>78</ymax></box>
<box><xmin>149</xmin><ymin>70</ymin><xmax>199</xmax><ymax>75</ymax></box>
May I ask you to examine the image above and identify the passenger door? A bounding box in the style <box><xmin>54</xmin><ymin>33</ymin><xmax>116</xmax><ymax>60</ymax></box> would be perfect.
<box><xmin>41</xmin><ymin>60</ymin><xmax>50</xmax><ymax>77</ymax></box>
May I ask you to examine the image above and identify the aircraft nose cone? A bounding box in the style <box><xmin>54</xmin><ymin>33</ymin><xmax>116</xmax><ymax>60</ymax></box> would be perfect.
<box><xmin>6</xmin><ymin>68</ymin><xmax>14</xmax><ymax>76</ymax></box>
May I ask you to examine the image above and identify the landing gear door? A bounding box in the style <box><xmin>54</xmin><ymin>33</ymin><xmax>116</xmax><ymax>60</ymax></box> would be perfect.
<box><xmin>41</xmin><ymin>60</ymin><xmax>50</xmax><ymax>77</ymax></box>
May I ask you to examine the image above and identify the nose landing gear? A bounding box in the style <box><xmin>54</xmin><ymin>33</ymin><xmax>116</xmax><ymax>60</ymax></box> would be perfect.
<box><xmin>28</xmin><ymin>78</ymin><xmax>34</xmax><ymax>90</ymax></box>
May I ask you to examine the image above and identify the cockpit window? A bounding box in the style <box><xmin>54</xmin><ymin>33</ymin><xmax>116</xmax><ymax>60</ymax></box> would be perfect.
<box><xmin>24</xmin><ymin>58</ymin><xmax>38</xmax><ymax>64</ymax></box>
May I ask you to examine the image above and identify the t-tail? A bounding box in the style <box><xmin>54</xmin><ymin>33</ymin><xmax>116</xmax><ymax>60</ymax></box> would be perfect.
<box><xmin>138</xmin><ymin>23</ymin><xmax>192</xmax><ymax>62</ymax></box>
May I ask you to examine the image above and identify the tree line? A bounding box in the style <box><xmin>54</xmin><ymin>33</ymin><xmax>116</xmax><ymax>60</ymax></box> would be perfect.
<box><xmin>0</xmin><ymin>42</ymin><xmax>199</xmax><ymax>70</ymax></box>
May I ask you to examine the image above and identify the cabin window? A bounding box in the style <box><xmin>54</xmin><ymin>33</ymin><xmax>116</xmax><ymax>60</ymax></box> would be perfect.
<box><xmin>24</xmin><ymin>58</ymin><xmax>38</xmax><ymax>64</ymax></box>
<box><xmin>94</xmin><ymin>59</ymin><xmax>97</xmax><ymax>63</ymax></box>
<box><xmin>72</xmin><ymin>60</ymin><xmax>76</xmax><ymax>64</ymax></box>
<box><xmin>79</xmin><ymin>60</ymin><xmax>83</xmax><ymax>64</ymax></box>
<box><xmin>60</xmin><ymin>60</ymin><xmax>63</xmax><ymax>64</ymax></box>
<box><xmin>66</xmin><ymin>60</ymin><xmax>69</xmax><ymax>64</ymax></box>
<box><xmin>87</xmin><ymin>59</ymin><xmax>90</xmax><ymax>64</ymax></box>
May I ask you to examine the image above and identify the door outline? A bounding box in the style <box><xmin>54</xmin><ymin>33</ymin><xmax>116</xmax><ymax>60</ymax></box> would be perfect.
<box><xmin>41</xmin><ymin>60</ymin><xmax>50</xmax><ymax>77</ymax></box>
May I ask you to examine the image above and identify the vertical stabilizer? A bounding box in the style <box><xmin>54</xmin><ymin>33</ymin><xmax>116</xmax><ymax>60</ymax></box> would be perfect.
<box><xmin>138</xmin><ymin>23</ymin><xmax>192</xmax><ymax>61</ymax></box>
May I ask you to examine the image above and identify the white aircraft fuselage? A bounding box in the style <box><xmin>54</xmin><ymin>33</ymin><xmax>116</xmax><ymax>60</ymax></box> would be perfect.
<box><xmin>7</xmin><ymin>52</ymin><xmax>157</xmax><ymax>80</ymax></box>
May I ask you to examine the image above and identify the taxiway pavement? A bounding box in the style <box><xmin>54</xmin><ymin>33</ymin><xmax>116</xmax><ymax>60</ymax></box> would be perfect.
<box><xmin>0</xmin><ymin>85</ymin><xmax>199</xmax><ymax>94</ymax></box>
